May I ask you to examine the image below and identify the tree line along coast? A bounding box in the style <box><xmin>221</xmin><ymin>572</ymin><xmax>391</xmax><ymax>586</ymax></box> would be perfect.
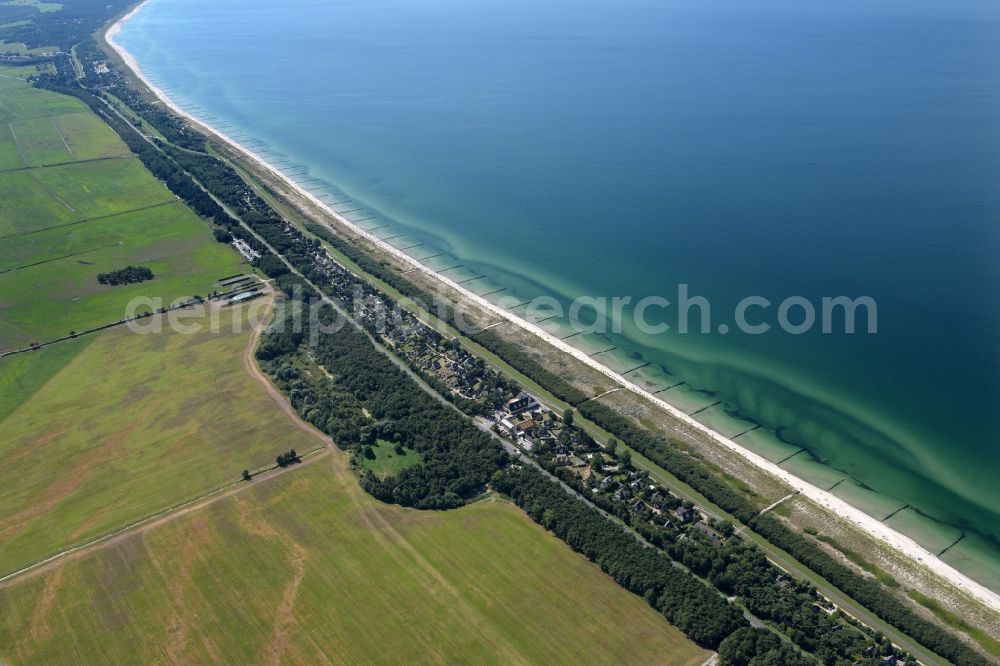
<box><xmin>98</xmin><ymin>24</ymin><xmax>999</xmax><ymax>665</ymax></box>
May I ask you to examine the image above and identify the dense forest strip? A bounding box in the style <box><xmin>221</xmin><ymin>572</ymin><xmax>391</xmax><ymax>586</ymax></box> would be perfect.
<box><xmin>493</xmin><ymin>466</ymin><xmax>748</xmax><ymax>649</ymax></box>
<box><xmin>576</xmin><ymin>403</ymin><xmax>989</xmax><ymax>666</ymax></box>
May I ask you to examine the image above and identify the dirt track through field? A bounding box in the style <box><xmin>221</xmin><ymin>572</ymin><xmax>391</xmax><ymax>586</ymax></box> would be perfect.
<box><xmin>0</xmin><ymin>295</ymin><xmax>331</xmax><ymax>590</ymax></box>
<box><xmin>240</xmin><ymin>295</ymin><xmax>330</xmax><ymax>444</ymax></box>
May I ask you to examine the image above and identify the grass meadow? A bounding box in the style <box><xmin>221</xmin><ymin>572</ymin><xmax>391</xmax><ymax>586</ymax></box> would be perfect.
<box><xmin>8</xmin><ymin>115</ymin><xmax>75</xmax><ymax>166</ymax></box>
<box><xmin>0</xmin><ymin>200</ymin><xmax>242</xmax><ymax>351</ymax></box>
<box><xmin>6</xmin><ymin>112</ymin><xmax>129</xmax><ymax>167</ymax></box>
<box><xmin>52</xmin><ymin>111</ymin><xmax>132</xmax><ymax>161</ymax></box>
<box><xmin>362</xmin><ymin>438</ymin><xmax>421</xmax><ymax>478</ymax></box>
<box><xmin>0</xmin><ymin>460</ymin><xmax>707</xmax><ymax>665</ymax></box>
<box><xmin>0</xmin><ymin>84</ymin><xmax>83</xmax><ymax>122</ymax></box>
<box><xmin>0</xmin><ymin>63</ymin><xmax>52</xmax><ymax>83</ymax></box>
<box><xmin>0</xmin><ymin>122</ymin><xmax>25</xmax><ymax>168</ymax></box>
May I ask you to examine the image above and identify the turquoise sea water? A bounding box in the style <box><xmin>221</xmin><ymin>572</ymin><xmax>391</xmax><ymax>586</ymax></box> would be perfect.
<box><xmin>118</xmin><ymin>0</ymin><xmax>1000</xmax><ymax>588</ymax></box>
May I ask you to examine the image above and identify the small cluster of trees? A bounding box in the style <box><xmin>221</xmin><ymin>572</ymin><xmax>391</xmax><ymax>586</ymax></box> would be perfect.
<box><xmin>275</xmin><ymin>449</ymin><xmax>301</xmax><ymax>468</ymax></box>
<box><xmin>97</xmin><ymin>265</ymin><xmax>153</xmax><ymax>286</ymax></box>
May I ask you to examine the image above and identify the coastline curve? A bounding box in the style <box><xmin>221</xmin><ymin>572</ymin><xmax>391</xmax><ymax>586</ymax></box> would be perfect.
<box><xmin>106</xmin><ymin>3</ymin><xmax>1000</xmax><ymax>614</ymax></box>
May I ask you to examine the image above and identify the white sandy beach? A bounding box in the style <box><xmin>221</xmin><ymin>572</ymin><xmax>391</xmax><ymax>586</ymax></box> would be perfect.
<box><xmin>107</xmin><ymin>4</ymin><xmax>1000</xmax><ymax>615</ymax></box>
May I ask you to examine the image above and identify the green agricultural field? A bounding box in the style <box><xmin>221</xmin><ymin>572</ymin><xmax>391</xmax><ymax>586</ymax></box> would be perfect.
<box><xmin>7</xmin><ymin>115</ymin><xmax>70</xmax><ymax>165</ymax></box>
<box><xmin>0</xmin><ymin>39</ymin><xmax>59</xmax><ymax>54</ymax></box>
<box><xmin>0</xmin><ymin>460</ymin><xmax>708</xmax><ymax>665</ymax></box>
<box><xmin>0</xmin><ymin>201</ymin><xmax>242</xmax><ymax>351</ymax></box>
<box><xmin>0</xmin><ymin>169</ymin><xmax>79</xmax><ymax>234</ymax></box>
<box><xmin>0</xmin><ymin>157</ymin><xmax>177</xmax><ymax>236</ymax></box>
<box><xmin>22</xmin><ymin>157</ymin><xmax>176</xmax><ymax>220</ymax></box>
<box><xmin>0</xmin><ymin>200</ymin><xmax>200</xmax><ymax>271</ymax></box>
<box><xmin>362</xmin><ymin>438</ymin><xmax>421</xmax><ymax>478</ymax></box>
<box><xmin>52</xmin><ymin>112</ymin><xmax>131</xmax><ymax>161</ymax></box>
<box><xmin>0</xmin><ymin>333</ymin><xmax>90</xmax><ymax>422</ymax></box>
<box><xmin>0</xmin><ymin>304</ymin><xmax>321</xmax><ymax>575</ymax></box>
<box><xmin>0</xmin><ymin>85</ymin><xmax>83</xmax><ymax>121</ymax></box>
<box><xmin>6</xmin><ymin>112</ymin><xmax>125</xmax><ymax>167</ymax></box>
<box><xmin>0</xmin><ymin>122</ymin><xmax>23</xmax><ymax>168</ymax></box>
<box><xmin>0</xmin><ymin>70</ymin><xmax>29</xmax><ymax>90</ymax></box>
<box><xmin>0</xmin><ymin>108</ymin><xmax>128</xmax><ymax>169</ymax></box>
<box><xmin>0</xmin><ymin>62</ymin><xmax>52</xmax><ymax>79</ymax></box>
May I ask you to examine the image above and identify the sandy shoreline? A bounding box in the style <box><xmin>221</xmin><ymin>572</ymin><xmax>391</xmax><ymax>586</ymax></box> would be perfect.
<box><xmin>106</xmin><ymin>4</ymin><xmax>1000</xmax><ymax>614</ymax></box>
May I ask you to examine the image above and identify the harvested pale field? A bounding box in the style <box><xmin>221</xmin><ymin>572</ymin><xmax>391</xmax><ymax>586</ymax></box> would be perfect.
<box><xmin>0</xmin><ymin>458</ymin><xmax>708</xmax><ymax>666</ymax></box>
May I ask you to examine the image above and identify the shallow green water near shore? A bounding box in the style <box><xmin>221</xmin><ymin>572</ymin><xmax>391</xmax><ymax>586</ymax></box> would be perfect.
<box><xmin>117</xmin><ymin>0</ymin><xmax>1000</xmax><ymax>588</ymax></box>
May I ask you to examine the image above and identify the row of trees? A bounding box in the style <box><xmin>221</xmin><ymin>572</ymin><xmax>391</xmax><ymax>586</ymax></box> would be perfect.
<box><xmin>471</xmin><ymin>329</ymin><xmax>590</xmax><ymax>405</ymax></box>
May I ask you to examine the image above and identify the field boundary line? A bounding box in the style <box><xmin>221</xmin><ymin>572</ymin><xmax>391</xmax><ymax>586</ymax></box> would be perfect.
<box><xmin>7</xmin><ymin>121</ymin><xmax>25</xmax><ymax>165</ymax></box>
<box><xmin>0</xmin><ymin>153</ymin><xmax>134</xmax><ymax>175</ymax></box>
<box><xmin>0</xmin><ymin>198</ymin><xmax>178</xmax><ymax>240</ymax></box>
<box><xmin>0</xmin><ymin>241</ymin><xmax>122</xmax><ymax>275</ymax></box>
<box><xmin>0</xmin><ymin>293</ymin><xmax>248</xmax><ymax>358</ymax></box>
<box><xmin>0</xmin><ymin>445</ymin><xmax>329</xmax><ymax>588</ymax></box>
<box><xmin>50</xmin><ymin>117</ymin><xmax>75</xmax><ymax>157</ymax></box>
